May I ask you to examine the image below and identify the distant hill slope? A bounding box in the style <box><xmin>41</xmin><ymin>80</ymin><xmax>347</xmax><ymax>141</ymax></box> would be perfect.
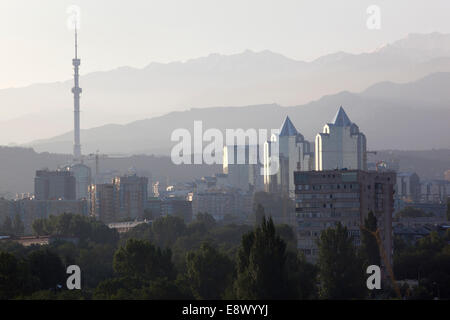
<box><xmin>0</xmin><ymin>147</ymin><xmax>219</xmax><ymax>196</ymax></box>
<box><xmin>27</xmin><ymin>72</ymin><xmax>450</xmax><ymax>154</ymax></box>
<box><xmin>0</xmin><ymin>147</ymin><xmax>448</xmax><ymax>196</ymax></box>
<box><xmin>3</xmin><ymin>32</ymin><xmax>450</xmax><ymax>144</ymax></box>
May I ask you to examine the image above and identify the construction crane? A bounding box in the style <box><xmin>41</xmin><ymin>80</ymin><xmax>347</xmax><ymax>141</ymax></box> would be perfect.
<box><xmin>82</xmin><ymin>150</ymin><xmax>130</xmax><ymax>184</ymax></box>
<box><xmin>83</xmin><ymin>150</ymin><xmax>108</xmax><ymax>184</ymax></box>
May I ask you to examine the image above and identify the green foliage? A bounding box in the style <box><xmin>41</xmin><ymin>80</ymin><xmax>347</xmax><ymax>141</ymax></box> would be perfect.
<box><xmin>285</xmin><ymin>251</ymin><xmax>318</xmax><ymax>299</ymax></box>
<box><xmin>113</xmin><ymin>239</ymin><xmax>175</xmax><ymax>281</ymax></box>
<box><xmin>234</xmin><ymin>217</ymin><xmax>293</xmax><ymax>299</ymax></box>
<box><xmin>151</xmin><ymin>215</ymin><xmax>186</xmax><ymax>249</ymax></box>
<box><xmin>195</xmin><ymin>212</ymin><xmax>216</xmax><ymax>229</ymax></box>
<box><xmin>27</xmin><ymin>248</ymin><xmax>66</xmax><ymax>290</ymax></box>
<box><xmin>317</xmin><ymin>222</ymin><xmax>366</xmax><ymax>299</ymax></box>
<box><xmin>396</xmin><ymin>206</ymin><xmax>434</xmax><ymax>218</ymax></box>
<box><xmin>93</xmin><ymin>276</ymin><xmax>192</xmax><ymax>300</ymax></box>
<box><xmin>0</xmin><ymin>251</ymin><xmax>37</xmax><ymax>299</ymax></box>
<box><xmin>13</xmin><ymin>214</ymin><xmax>24</xmax><ymax>236</ymax></box>
<box><xmin>361</xmin><ymin>211</ymin><xmax>381</xmax><ymax>267</ymax></box>
<box><xmin>253</xmin><ymin>192</ymin><xmax>294</xmax><ymax>224</ymax></box>
<box><xmin>254</xmin><ymin>204</ymin><xmax>265</xmax><ymax>225</ymax></box>
<box><xmin>32</xmin><ymin>218</ymin><xmax>46</xmax><ymax>236</ymax></box>
<box><xmin>78</xmin><ymin>243</ymin><xmax>116</xmax><ymax>288</ymax></box>
<box><xmin>34</xmin><ymin>213</ymin><xmax>119</xmax><ymax>246</ymax></box>
<box><xmin>447</xmin><ymin>198</ymin><xmax>450</xmax><ymax>221</ymax></box>
<box><xmin>394</xmin><ymin>231</ymin><xmax>450</xmax><ymax>298</ymax></box>
<box><xmin>184</xmin><ymin>243</ymin><xmax>234</xmax><ymax>299</ymax></box>
<box><xmin>1</xmin><ymin>216</ymin><xmax>13</xmax><ymax>236</ymax></box>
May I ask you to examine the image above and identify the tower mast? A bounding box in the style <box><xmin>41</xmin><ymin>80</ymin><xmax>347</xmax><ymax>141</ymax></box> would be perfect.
<box><xmin>72</xmin><ymin>24</ymin><xmax>82</xmax><ymax>161</ymax></box>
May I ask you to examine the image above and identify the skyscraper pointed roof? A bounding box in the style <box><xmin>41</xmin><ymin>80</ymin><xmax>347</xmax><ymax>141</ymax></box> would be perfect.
<box><xmin>331</xmin><ymin>106</ymin><xmax>352</xmax><ymax>126</ymax></box>
<box><xmin>279</xmin><ymin>116</ymin><xmax>298</xmax><ymax>136</ymax></box>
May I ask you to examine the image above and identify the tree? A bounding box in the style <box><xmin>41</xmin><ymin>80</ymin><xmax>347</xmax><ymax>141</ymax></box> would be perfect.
<box><xmin>275</xmin><ymin>224</ymin><xmax>297</xmax><ymax>253</ymax></box>
<box><xmin>27</xmin><ymin>248</ymin><xmax>66</xmax><ymax>290</ymax></box>
<box><xmin>254</xmin><ymin>204</ymin><xmax>265</xmax><ymax>225</ymax></box>
<box><xmin>32</xmin><ymin>218</ymin><xmax>47</xmax><ymax>236</ymax></box>
<box><xmin>185</xmin><ymin>243</ymin><xmax>234</xmax><ymax>299</ymax></box>
<box><xmin>285</xmin><ymin>251</ymin><xmax>318</xmax><ymax>299</ymax></box>
<box><xmin>0</xmin><ymin>252</ymin><xmax>28</xmax><ymax>299</ymax></box>
<box><xmin>447</xmin><ymin>198</ymin><xmax>450</xmax><ymax>221</ymax></box>
<box><xmin>152</xmin><ymin>216</ymin><xmax>186</xmax><ymax>248</ymax></box>
<box><xmin>1</xmin><ymin>216</ymin><xmax>13</xmax><ymax>236</ymax></box>
<box><xmin>317</xmin><ymin>222</ymin><xmax>366</xmax><ymax>299</ymax></box>
<box><xmin>396</xmin><ymin>207</ymin><xmax>433</xmax><ymax>218</ymax></box>
<box><xmin>253</xmin><ymin>192</ymin><xmax>295</xmax><ymax>225</ymax></box>
<box><xmin>143</xmin><ymin>208</ymin><xmax>153</xmax><ymax>220</ymax></box>
<box><xmin>78</xmin><ymin>243</ymin><xmax>116</xmax><ymax>288</ymax></box>
<box><xmin>361</xmin><ymin>211</ymin><xmax>381</xmax><ymax>267</ymax></box>
<box><xmin>113</xmin><ymin>239</ymin><xmax>175</xmax><ymax>281</ymax></box>
<box><xmin>13</xmin><ymin>213</ymin><xmax>24</xmax><ymax>236</ymax></box>
<box><xmin>195</xmin><ymin>212</ymin><xmax>216</xmax><ymax>229</ymax></box>
<box><xmin>234</xmin><ymin>216</ymin><xmax>291</xmax><ymax>299</ymax></box>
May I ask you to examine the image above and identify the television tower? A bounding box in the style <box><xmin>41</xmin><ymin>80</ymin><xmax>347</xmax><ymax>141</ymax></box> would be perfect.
<box><xmin>72</xmin><ymin>24</ymin><xmax>82</xmax><ymax>161</ymax></box>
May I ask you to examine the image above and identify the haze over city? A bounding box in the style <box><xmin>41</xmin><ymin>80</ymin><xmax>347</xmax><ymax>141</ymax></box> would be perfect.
<box><xmin>0</xmin><ymin>0</ymin><xmax>449</xmax><ymax>306</ymax></box>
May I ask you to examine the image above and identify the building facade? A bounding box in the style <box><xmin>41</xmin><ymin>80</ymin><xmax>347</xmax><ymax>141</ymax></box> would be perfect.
<box><xmin>34</xmin><ymin>170</ymin><xmax>76</xmax><ymax>200</ymax></box>
<box><xmin>89</xmin><ymin>174</ymin><xmax>148</xmax><ymax>223</ymax></box>
<box><xmin>65</xmin><ymin>163</ymin><xmax>91</xmax><ymax>200</ymax></box>
<box><xmin>191</xmin><ymin>190</ymin><xmax>252</xmax><ymax>221</ymax></box>
<box><xmin>315</xmin><ymin>107</ymin><xmax>367</xmax><ymax>171</ymax></box>
<box><xmin>294</xmin><ymin>170</ymin><xmax>396</xmax><ymax>266</ymax></box>
<box><xmin>223</xmin><ymin>145</ymin><xmax>264</xmax><ymax>192</ymax></box>
<box><xmin>264</xmin><ymin>116</ymin><xmax>314</xmax><ymax>198</ymax></box>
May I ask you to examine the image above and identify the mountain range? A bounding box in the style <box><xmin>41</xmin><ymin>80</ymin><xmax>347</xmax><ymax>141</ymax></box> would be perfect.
<box><xmin>27</xmin><ymin>71</ymin><xmax>450</xmax><ymax>154</ymax></box>
<box><xmin>2</xmin><ymin>32</ymin><xmax>450</xmax><ymax>147</ymax></box>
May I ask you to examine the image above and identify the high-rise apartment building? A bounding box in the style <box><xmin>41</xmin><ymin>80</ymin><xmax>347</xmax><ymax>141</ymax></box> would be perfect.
<box><xmin>294</xmin><ymin>169</ymin><xmax>396</xmax><ymax>267</ymax></box>
<box><xmin>315</xmin><ymin>107</ymin><xmax>367</xmax><ymax>171</ymax></box>
<box><xmin>89</xmin><ymin>174</ymin><xmax>148</xmax><ymax>223</ymax></box>
<box><xmin>65</xmin><ymin>163</ymin><xmax>92</xmax><ymax>200</ymax></box>
<box><xmin>34</xmin><ymin>170</ymin><xmax>76</xmax><ymax>200</ymax></box>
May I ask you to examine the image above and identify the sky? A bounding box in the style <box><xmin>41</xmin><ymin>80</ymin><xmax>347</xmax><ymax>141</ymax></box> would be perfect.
<box><xmin>1</xmin><ymin>0</ymin><xmax>450</xmax><ymax>89</ymax></box>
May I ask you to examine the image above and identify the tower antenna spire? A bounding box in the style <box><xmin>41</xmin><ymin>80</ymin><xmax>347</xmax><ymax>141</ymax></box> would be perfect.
<box><xmin>74</xmin><ymin>21</ymin><xmax>78</xmax><ymax>59</ymax></box>
<box><xmin>72</xmin><ymin>19</ymin><xmax>82</xmax><ymax>162</ymax></box>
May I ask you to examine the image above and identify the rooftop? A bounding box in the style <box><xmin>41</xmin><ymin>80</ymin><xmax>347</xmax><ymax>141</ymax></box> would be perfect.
<box><xmin>279</xmin><ymin>116</ymin><xmax>298</xmax><ymax>136</ymax></box>
<box><xmin>331</xmin><ymin>106</ymin><xmax>352</xmax><ymax>127</ymax></box>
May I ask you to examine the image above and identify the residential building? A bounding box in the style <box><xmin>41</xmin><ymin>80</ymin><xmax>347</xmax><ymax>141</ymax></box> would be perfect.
<box><xmin>15</xmin><ymin>198</ymin><xmax>88</xmax><ymax>234</ymax></box>
<box><xmin>191</xmin><ymin>190</ymin><xmax>252</xmax><ymax>221</ymax></box>
<box><xmin>34</xmin><ymin>169</ymin><xmax>76</xmax><ymax>200</ymax></box>
<box><xmin>294</xmin><ymin>169</ymin><xmax>396</xmax><ymax>267</ymax></box>
<box><xmin>89</xmin><ymin>174</ymin><xmax>148</xmax><ymax>223</ymax></box>
<box><xmin>65</xmin><ymin>163</ymin><xmax>91</xmax><ymax>200</ymax></box>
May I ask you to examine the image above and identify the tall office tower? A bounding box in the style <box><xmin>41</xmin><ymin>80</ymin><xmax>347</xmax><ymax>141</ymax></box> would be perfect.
<box><xmin>315</xmin><ymin>106</ymin><xmax>367</xmax><ymax>171</ymax></box>
<box><xmin>264</xmin><ymin>116</ymin><xmax>314</xmax><ymax>198</ymax></box>
<box><xmin>294</xmin><ymin>169</ymin><xmax>396</xmax><ymax>268</ymax></box>
<box><xmin>34</xmin><ymin>170</ymin><xmax>76</xmax><ymax>200</ymax></box>
<box><xmin>72</xmin><ymin>26</ymin><xmax>82</xmax><ymax>161</ymax></box>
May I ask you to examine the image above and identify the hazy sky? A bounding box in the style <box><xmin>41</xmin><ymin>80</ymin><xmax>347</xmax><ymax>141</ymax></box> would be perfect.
<box><xmin>1</xmin><ymin>0</ymin><xmax>450</xmax><ymax>89</ymax></box>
